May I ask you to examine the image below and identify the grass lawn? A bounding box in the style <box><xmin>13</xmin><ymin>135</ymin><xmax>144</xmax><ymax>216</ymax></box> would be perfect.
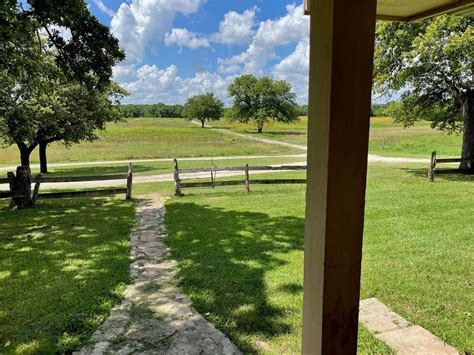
<box><xmin>164</xmin><ymin>164</ymin><xmax>473</xmax><ymax>353</ymax></box>
<box><xmin>0</xmin><ymin>197</ymin><xmax>136</xmax><ymax>353</ymax></box>
<box><xmin>0</xmin><ymin>118</ymin><xmax>298</xmax><ymax>167</ymax></box>
<box><xmin>213</xmin><ymin>117</ymin><xmax>464</xmax><ymax>158</ymax></box>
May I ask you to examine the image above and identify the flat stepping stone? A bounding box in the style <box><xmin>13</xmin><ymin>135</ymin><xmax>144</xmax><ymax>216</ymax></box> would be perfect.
<box><xmin>360</xmin><ymin>298</ymin><xmax>458</xmax><ymax>354</ymax></box>
<box><xmin>77</xmin><ymin>196</ymin><xmax>241</xmax><ymax>355</ymax></box>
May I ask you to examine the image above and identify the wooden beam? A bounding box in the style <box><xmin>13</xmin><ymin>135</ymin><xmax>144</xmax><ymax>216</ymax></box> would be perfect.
<box><xmin>302</xmin><ymin>0</ymin><xmax>377</xmax><ymax>353</ymax></box>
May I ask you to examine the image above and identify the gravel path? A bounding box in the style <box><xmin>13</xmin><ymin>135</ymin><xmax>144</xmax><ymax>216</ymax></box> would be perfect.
<box><xmin>78</xmin><ymin>196</ymin><xmax>241</xmax><ymax>355</ymax></box>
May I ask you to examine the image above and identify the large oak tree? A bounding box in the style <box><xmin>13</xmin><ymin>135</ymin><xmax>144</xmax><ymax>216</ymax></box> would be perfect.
<box><xmin>228</xmin><ymin>75</ymin><xmax>299</xmax><ymax>133</ymax></box>
<box><xmin>373</xmin><ymin>15</ymin><xmax>473</xmax><ymax>169</ymax></box>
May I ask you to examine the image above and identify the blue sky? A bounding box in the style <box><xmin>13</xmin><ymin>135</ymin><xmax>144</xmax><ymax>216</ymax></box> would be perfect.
<box><xmin>85</xmin><ymin>0</ymin><xmax>310</xmax><ymax>105</ymax></box>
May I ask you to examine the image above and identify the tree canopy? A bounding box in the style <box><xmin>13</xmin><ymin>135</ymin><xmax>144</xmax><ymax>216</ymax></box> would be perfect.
<box><xmin>0</xmin><ymin>48</ymin><xmax>127</xmax><ymax>170</ymax></box>
<box><xmin>373</xmin><ymin>15</ymin><xmax>473</xmax><ymax>166</ymax></box>
<box><xmin>1</xmin><ymin>0</ymin><xmax>124</xmax><ymax>89</ymax></box>
<box><xmin>183</xmin><ymin>93</ymin><xmax>224</xmax><ymax>128</ymax></box>
<box><xmin>228</xmin><ymin>74</ymin><xmax>298</xmax><ymax>133</ymax></box>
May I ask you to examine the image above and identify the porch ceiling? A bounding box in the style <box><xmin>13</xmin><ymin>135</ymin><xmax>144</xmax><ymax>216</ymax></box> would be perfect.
<box><xmin>304</xmin><ymin>0</ymin><xmax>474</xmax><ymax>21</ymax></box>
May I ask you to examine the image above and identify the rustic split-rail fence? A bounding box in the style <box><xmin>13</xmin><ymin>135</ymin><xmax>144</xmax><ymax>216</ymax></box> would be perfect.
<box><xmin>173</xmin><ymin>159</ymin><xmax>306</xmax><ymax>196</ymax></box>
<box><xmin>428</xmin><ymin>151</ymin><xmax>473</xmax><ymax>181</ymax></box>
<box><xmin>0</xmin><ymin>163</ymin><xmax>133</xmax><ymax>205</ymax></box>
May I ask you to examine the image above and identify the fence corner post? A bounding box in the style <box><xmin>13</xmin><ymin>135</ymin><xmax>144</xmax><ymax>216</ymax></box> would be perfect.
<box><xmin>32</xmin><ymin>174</ymin><xmax>42</xmax><ymax>205</ymax></box>
<box><xmin>244</xmin><ymin>164</ymin><xmax>250</xmax><ymax>192</ymax></box>
<box><xmin>174</xmin><ymin>159</ymin><xmax>183</xmax><ymax>197</ymax></box>
<box><xmin>428</xmin><ymin>151</ymin><xmax>436</xmax><ymax>181</ymax></box>
<box><xmin>126</xmin><ymin>162</ymin><xmax>133</xmax><ymax>200</ymax></box>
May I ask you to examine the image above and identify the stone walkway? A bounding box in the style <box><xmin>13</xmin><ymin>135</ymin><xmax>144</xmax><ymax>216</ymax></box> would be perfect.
<box><xmin>360</xmin><ymin>298</ymin><xmax>458</xmax><ymax>354</ymax></box>
<box><xmin>78</xmin><ymin>196</ymin><xmax>241</xmax><ymax>354</ymax></box>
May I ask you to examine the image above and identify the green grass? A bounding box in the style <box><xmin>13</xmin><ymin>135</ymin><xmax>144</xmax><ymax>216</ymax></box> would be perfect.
<box><xmin>0</xmin><ymin>118</ymin><xmax>298</xmax><ymax>167</ymax></box>
<box><xmin>214</xmin><ymin>117</ymin><xmax>464</xmax><ymax>157</ymax></box>
<box><xmin>0</xmin><ymin>197</ymin><xmax>136</xmax><ymax>353</ymax></box>
<box><xmin>164</xmin><ymin>164</ymin><xmax>473</xmax><ymax>353</ymax></box>
<box><xmin>15</xmin><ymin>156</ymin><xmax>306</xmax><ymax>178</ymax></box>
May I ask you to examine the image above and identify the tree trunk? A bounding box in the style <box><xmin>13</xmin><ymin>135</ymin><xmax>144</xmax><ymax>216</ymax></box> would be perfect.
<box><xmin>257</xmin><ymin>125</ymin><xmax>263</xmax><ymax>133</ymax></box>
<box><xmin>9</xmin><ymin>166</ymin><xmax>32</xmax><ymax>208</ymax></box>
<box><xmin>460</xmin><ymin>90</ymin><xmax>474</xmax><ymax>172</ymax></box>
<box><xmin>39</xmin><ymin>141</ymin><xmax>48</xmax><ymax>174</ymax></box>
<box><xmin>20</xmin><ymin>148</ymin><xmax>30</xmax><ymax>167</ymax></box>
<box><xmin>201</xmin><ymin>119</ymin><xmax>205</xmax><ymax>128</ymax></box>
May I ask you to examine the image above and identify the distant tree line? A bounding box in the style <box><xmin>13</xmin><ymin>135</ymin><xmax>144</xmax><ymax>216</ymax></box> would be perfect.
<box><xmin>120</xmin><ymin>104</ymin><xmax>185</xmax><ymax>118</ymax></box>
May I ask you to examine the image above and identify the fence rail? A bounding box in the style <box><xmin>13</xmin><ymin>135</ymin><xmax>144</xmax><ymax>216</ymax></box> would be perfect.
<box><xmin>0</xmin><ymin>163</ymin><xmax>133</xmax><ymax>201</ymax></box>
<box><xmin>428</xmin><ymin>151</ymin><xmax>473</xmax><ymax>181</ymax></box>
<box><xmin>174</xmin><ymin>158</ymin><xmax>306</xmax><ymax>195</ymax></box>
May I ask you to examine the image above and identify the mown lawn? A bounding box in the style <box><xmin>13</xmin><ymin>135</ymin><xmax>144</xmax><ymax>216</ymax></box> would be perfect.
<box><xmin>0</xmin><ymin>197</ymin><xmax>136</xmax><ymax>353</ymax></box>
<box><xmin>213</xmin><ymin>117</ymin><xmax>464</xmax><ymax>158</ymax></box>
<box><xmin>0</xmin><ymin>118</ymin><xmax>297</xmax><ymax>167</ymax></box>
<box><xmin>164</xmin><ymin>164</ymin><xmax>473</xmax><ymax>353</ymax></box>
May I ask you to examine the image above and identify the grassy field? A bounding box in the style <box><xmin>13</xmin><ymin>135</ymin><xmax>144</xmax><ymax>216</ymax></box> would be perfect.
<box><xmin>214</xmin><ymin>117</ymin><xmax>464</xmax><ymax>158</ymax></box>
<box><xmin>0</xmin><ymin>118</ymin><xmax>298</xmax><ymax>167</ymax></box>
<box><xmin>164</xmin><ymin>164</ymin><xmax>473</xmax><ymax>353</ymax></box>
<box><xmin>11</xmin><ymin>156</ymin><xmax>306</xmax><ymax>178</ymax></box>
<box><xmin>0</xmin><ymin>197</ymin><xmax>135</xmax><ymax>353</ymax></box>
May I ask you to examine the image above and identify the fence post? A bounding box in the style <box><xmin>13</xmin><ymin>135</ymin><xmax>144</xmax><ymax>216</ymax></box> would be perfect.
<box><xmin>174</xmin><ymin>159</ymin><xmax>183</xmax><ymax>197</ymax></box>
<box><xmin>428</xmin><ymin>151</ymin><xmax>436</xmax><ymax>181</ymax></box>
<box><xmin>32</xmin><ymin>174</ymin><xmax>42</xmax><ymax>205</ymax></box>
<box><xmin>244</xmin><ymin>164</ymin><xmax>250</xmax><ymax>192</ymax></box>
<box><xmin>126</xmin><ymin>163</ymin><xmax>133</xmax><ymax>200</ymax></box>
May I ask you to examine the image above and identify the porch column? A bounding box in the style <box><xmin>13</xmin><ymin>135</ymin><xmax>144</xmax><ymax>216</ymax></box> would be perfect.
<box><xmin>302</xmin><ymin>0</ymin><xmax>377</xmax><ymax>353</ymax></box>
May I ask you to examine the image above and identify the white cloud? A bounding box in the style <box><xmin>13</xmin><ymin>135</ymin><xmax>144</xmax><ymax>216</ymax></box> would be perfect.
<box><xmin>111</xmin><ymin>0</ymin><xmax>206</xmax><ymax>63</ymax></box>
<box><xmin>217</xmin><ymin>4</ymin><xmax>309</xmax><ymax>75</ymax></box>
<box><xmin>273</xmin><ymin>38</ymin><xmax>309</xmax><ymax>104</ymax></box>
<box><xmin>165</xmin><ymin>28</ymin><xmax>210</xmax><ymax>49</ymax></box>
<box><xmin>94</xmin><ymin>0</ymin><xmax>115</xmax><ymax>17</ymax></box>
<box><xmin>211</xmin><ymin>7</ymin><xmax>257</xmax><ymax>45</ymax></box>
<box><xmin>120</xmin><ymin>64</ymin><xmax>234</xmax><ymax>104</ymax></box>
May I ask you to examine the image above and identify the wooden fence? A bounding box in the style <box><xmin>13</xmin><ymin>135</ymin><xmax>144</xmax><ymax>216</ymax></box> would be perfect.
<box><xmin>173</xmin><ymin>159</ymin><xmax>306</xmax><ymax>196</ymax></box>
<box><xmin>0</xmin><ymin>163</ymin><xmax>133</xmax><ymax>201</ymax></box>
<box><xmin>428</xmin><ymin>151</ymin><xmax>473</xmax><ymax>181</ymax></box>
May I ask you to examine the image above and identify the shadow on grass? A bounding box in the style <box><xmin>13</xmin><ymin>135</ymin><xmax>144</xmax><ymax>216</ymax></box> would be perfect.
<box><xmin>402</xmin><ymin>167</ymin><xmax>474</xmax><ymax>181</ymax></box>
<box><xmin>0</xmin><ymin>197</ymin><xmax>135</xmax><ymax>353</ymax></box>
<box><xmin>165</xmin><ymin>202</ymin><xmax>304</xmax><ymax>353</ymax></box>
<box><xmin>46</xmin><ymin>164</ymin><xmax>164</xmax><ymax>177</ymax></box>
<box><xmin>240</xmin><ymin>130</ymin><xmax>306</xmax><ymax>137</ymax></box>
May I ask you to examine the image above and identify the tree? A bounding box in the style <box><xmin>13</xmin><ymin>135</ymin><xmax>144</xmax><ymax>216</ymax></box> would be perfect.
<box><xmin>37</xmin><ymin>82</ymin><xmax>127</xmax><ymax>173</ymax></box>
<box><xmin>228</xmin><ymin>75</ymin><xmax>298</xmax><ymax>133</ymax></box>
<box><xmin>0</xmin><ymin>49</ymin><xmax>127</xmax><ymax>173</ymax></box>
<box><xmin>184</xmin><ymin>93</ymin><xmax>224</xmax><ymax>128</ymax></box>
<box><xmin>1</xmin><ymin>1</ymin><xmax>124</xmax><ymax>207</ymax></box>
<box><xmin>1</xmin><ymin>0</ymin><xmax>124</xmax><ymax>90</ymax></box>
<box><xmin>373</xmin><ymin>16</ymin><xmax>473</xmax><ymax>169</ymax></box>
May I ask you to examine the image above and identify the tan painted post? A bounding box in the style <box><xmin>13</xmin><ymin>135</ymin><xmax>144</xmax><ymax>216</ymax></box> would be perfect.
<box><xmin>302</xmin><ymin>0</ymin><xmax>377</xmax><ymax>353</ymax></box>
<box><xmin>126</xmin><ymin>163</ymin><xmax>133</xmax><ymax>200</ymax></box>
<box><xmin>244</xmin><ymin>164</ymin><xmax>250</xmax><ymax>192</ymax></box>
<box><xmin>428</xmin><ymin>151</ymin><xmax>437</xmax><ymax>181</ymax></box>
<box><xmin>173</xmin><ymin>159</ymin><xmax>183</xmax><ymax>197</ymax></box>
<box><xmin>32</xmin><ymin>174</ymin><xmax>42</xmax><ymax>205</ymax></box>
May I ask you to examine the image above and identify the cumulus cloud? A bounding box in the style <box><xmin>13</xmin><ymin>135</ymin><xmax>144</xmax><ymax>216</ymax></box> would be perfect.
<box><xmin>119</xmin><ymin>64</ymin><xmax>234</xmax><ymax>104</ymax></box>
<box><xmin>217</xmin><ymin>4</ymin><xmax>309</xmax><ymax>75</ymax></box>
<box><xmin>111</xmin><ymin>0</ymin><xmax>205</xmax><ymax>63</ymax></box>
<box><xmin>94</xmin><ymin>0</ymin><xmax>115</xmax><ymax>17</ymax></box>
<box><xmin>211</xmin><ymin>7</ymin><xmax>258</xmax><ymax>45</ymax></box>
<box><xmin>273</xmin><ymin>38</ymin><xmax>309</xmax><ymax>104</ymax></box>
<box><xmin>110</xmin><ymin>1</ymin><xmax>310</xmax><ymax>104</ymax></box>
<box><xmin>165</xmin><ymin>28</ymin><xmax>210</xmax><ymax>49</ymax></box>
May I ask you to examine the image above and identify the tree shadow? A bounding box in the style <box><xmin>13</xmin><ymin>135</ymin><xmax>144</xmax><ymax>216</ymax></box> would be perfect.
<box><xmin>165</xmin><ymin>202</ymin><xmax>304</xmax><ymax>353</ymax></box>
<box><xmin>0</xmin><ymin>197</ymin><xmax>135</xmax><ymax>353</ymax></box>
<box><xmin>402</xmin><ymin>167</ymin><xmax>474</xmax><ymax>181</ymax></box>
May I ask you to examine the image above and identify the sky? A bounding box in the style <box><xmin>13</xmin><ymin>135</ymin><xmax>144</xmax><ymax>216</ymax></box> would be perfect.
<box><xmin>85</xmin><ymin>0</ymin><xmax>310</xmax><ymax>105</ymax></box>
